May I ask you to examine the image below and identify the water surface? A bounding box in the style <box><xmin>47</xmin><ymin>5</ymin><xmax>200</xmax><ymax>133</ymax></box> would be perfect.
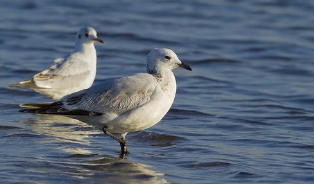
<box><xmin>1</xmin><ymin>0</ymin><xmax>314</xmax><ymax>183</ymax></box>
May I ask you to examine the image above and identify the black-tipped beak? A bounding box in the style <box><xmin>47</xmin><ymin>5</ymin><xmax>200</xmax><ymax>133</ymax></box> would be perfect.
<box><xmin>178</xmin><ymin>62</ymin><xmax>192</xmax><ymax>71</ymax></box>
<box><xmin>93</xmin><ymin>37</ymin><xmax>104</xmax><ymax>43</ymax></box>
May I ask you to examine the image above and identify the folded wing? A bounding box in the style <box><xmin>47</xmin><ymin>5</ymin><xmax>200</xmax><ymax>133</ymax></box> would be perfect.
<box><xmin>33</xmin><ymin>53</ymin><xmax>91</xmax><ymax>89</ymax></box>
<box><xmin>64</xmin><ymin>73</ymin><xmax>158</xmax><ymax>115</ymax></box>
<box><xmin>21</xmin><ymin>73</ymin><xmax>158</xmax><ymax>117</ymax></box>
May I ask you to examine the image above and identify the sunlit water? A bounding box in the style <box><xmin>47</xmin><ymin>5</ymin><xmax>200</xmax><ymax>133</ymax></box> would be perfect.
<box><xmin>1</xmin><ymin>0</ymin><xmax>314</xmax><ymax>183</ymax></box>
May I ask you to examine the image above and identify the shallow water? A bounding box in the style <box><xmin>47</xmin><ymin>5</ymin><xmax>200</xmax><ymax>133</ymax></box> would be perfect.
<box><xmin>1</xmin><ymin>0</ymin><xmax>314</xmax><ymax>183</ymax></box>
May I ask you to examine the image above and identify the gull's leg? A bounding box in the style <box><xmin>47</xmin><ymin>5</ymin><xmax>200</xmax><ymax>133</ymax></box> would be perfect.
<box><xmin>102</xmin><ymin>126</ymin><xmax>128</xmax><ymax>157</ymax></box>
<box><xmin>120</xmin><ymin>133</ymin><xmax>128</xmax><ymax>155</ymax></box>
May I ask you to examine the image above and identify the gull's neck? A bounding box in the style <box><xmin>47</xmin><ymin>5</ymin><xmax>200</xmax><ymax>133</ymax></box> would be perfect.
<box><xmin>74</xmin><ymin>41</ymin><xmax>96</xmax><ymax>61</ymax></box>
<box><xmin>153</xmin><ymin>69</ymin><xmax>177</xmax><ymax>99</ymax></box>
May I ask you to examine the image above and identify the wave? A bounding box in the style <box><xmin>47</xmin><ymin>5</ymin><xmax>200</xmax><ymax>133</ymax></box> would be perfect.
<box><xmin>169</xmin><ymin>108</ymin><xmax>213</xmax><ymax>117</ymax></box>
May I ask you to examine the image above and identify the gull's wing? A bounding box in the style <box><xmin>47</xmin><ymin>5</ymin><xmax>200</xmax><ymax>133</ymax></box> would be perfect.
<box><xmin>63</xmin><ymin>73</ymin><xmax>158</xmax><ymax>115</ymax></box>
<box><xmin>9</xmin><ymin>57</ymin><xmax>65</xmax><ymax>89</ymax></box>
<box><xmin>33</xmin><ymin>53</ymin><xmax>90</xmax><ymax>89</ymax></box>
<box><xmin>21</xmin><ymin>73</ymin><xmax>159</xmax><ymax>116</ymax></box>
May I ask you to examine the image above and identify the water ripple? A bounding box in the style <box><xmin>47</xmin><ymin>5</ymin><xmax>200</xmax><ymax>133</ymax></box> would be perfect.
<box><xmin>130</xmin><ymin>131</ymin><xmax>185</xmax><ymax>147</ymax></box>
<box><xmin>168</xmin><ymin>108</ymin><xmax>213</xmax><ymax>117</ymax></box>
<box><xmin>4</xmin><ymin>133</ymin><xmax>44</xmax><ymax>138</ymax></box>
<box><xmin>0</xmin><ymin>125</ymin><xmax>20</xmax><ymax>130</ymax></box>
<box><xmin>190</xmin><ymin>161</ymin><xmax>231</xmax><ymax>169</ymax></box>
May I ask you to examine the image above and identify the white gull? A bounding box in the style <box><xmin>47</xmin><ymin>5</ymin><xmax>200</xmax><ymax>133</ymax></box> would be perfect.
<box><xmin>10</xmin><ymin>27</ymin><xmax>103</xmax><ymax>100</ymax></box>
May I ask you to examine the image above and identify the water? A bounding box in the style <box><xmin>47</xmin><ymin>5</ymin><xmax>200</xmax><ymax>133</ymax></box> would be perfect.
<box><xmin>1</xmin><ymin>0</ymin><xmax>314</xmax><ymax>183</ymax></box>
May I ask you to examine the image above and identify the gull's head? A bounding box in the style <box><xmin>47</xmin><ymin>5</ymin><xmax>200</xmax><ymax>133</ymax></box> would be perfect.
<box><xmin>146</xmin><ymin>48</ymin><xmax>192</xmax><ymax>74</ymax></box>
<box><xmin>76</xmin><ymin>27</ymin><xmax>103</xmax><ymax>44</ymax></box>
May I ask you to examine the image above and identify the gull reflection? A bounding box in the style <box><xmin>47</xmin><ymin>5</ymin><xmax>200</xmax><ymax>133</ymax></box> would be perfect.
<box><xmin>78</xmin><ymin>155</ymin><xmax>168</xmax><ymax>184</ymax></box>
<box><xmin>23</xmin><ymin>114</ymin><xmax>168</xmax><ymax>183</ymax></box>
<box><xmin>24</xmin><ymin>114</ymin><xmax>97</xmax><ymax>154</ymax></box>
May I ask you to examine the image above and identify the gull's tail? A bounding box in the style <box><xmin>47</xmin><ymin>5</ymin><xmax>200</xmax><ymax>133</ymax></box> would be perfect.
<box><xmin>9</xmin><ymin>79</ymin><xmax>36</xmax><ymax>89</ymax></box>
<box><xmin>20</xmin><ymin>102</ymin><xmax>63</xmax><ymax>114</ymax></box>
<box><xmin>20</xmin><ymin>101</ymin><xmax>101</xmax><ymax>116</ymax></box>
<box><xmin>20</xmin><ymin>102</ymin><xmax>54</xmax><ymax>109</ymax></box>
<box><xmin>19</xmin><ymin>102</ymin><xmax>58</xmax><ymax>113</ymax></box>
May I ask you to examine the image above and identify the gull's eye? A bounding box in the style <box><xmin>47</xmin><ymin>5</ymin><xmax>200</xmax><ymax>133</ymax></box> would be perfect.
<box><xmin>85</xmin><ymin>33</ymin><xmax>89</xmax><ymax>37</ymax></box>
<box><xmin>165</xmin><ymin>56</ymin><xmax>171</xmax><ymax>60</ymax></box>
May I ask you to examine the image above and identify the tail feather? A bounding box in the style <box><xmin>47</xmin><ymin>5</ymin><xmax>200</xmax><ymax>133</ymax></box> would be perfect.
<box><xmin>20</xmin><ymin>102</ymin><xmax>102</xmax><ymax>116</ymax></box>
<box><xmin>9</xmin><ymin>79</ymin><xmax>36</xmax><ymax>89</ymax></box>
<box><xmin>20</xmin><ymin>102</ymin><xmax>54</xmax><ymax>109</ymax></box>
<box><xmin>19</xmin><ymin>102</ymin><xmax>62</xmax><ymax>113</ymax></box>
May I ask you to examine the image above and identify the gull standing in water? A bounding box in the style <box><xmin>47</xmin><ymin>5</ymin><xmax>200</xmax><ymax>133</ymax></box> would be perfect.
<box><xmin>10</xmin><ymin>27</ymin><xmax>103</xmax><ymax>100</ymax></box>
<box><xmin>20</xmin><ymin>48</ymin><xmax>192</xmax><ymax>157</ymax></box>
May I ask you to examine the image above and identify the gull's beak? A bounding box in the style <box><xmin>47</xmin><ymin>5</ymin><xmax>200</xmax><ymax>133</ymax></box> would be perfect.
<box><xmin>93</xmin><ymin>37</ymin><xmax>104</xmax><ymax>43</ymax></box>
<box><xmin>178</xmin><ymin>61</ymin><xmax>192</xmax><ymax>71</ymax></box>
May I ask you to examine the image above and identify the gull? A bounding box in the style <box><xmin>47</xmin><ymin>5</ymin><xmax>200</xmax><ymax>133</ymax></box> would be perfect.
<box><xmin>20</xmin><ymin>48</ymin><xmax>192</xmax><ymax>157</ymax></box>
<box><xmin>10</xmin><ymin>27</ymin><xmax>103</xmax><ymax>100</ymax></box>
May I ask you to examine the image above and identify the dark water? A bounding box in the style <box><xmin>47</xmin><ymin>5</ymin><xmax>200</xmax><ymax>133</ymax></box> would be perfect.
<box><xmin>1</xmin><ymin>0</ymin><xmax>314</xmax><ymax>183</ymax></box>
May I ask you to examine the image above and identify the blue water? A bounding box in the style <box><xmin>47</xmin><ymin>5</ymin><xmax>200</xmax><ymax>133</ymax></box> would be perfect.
<box><xmin>1</xmin><ymin>0</ymin><xmax>314</xmax><ymax>183</ymax></box>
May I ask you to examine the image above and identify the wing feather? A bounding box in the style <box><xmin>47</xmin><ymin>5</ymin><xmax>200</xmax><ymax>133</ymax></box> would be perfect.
<box><xmin>20</xmin><ymin>73</ymin><xmax>158</xmax><ymax>116</ymax></box>
<box><xmin>64</xmin><ymin>73</ymin><xmax>158</xmax><ymax>115</ymax></box>
<box><xmin>33</xmin><ymin>53</ymin><xmax>91</xmax><ymax>89</ymax></box>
